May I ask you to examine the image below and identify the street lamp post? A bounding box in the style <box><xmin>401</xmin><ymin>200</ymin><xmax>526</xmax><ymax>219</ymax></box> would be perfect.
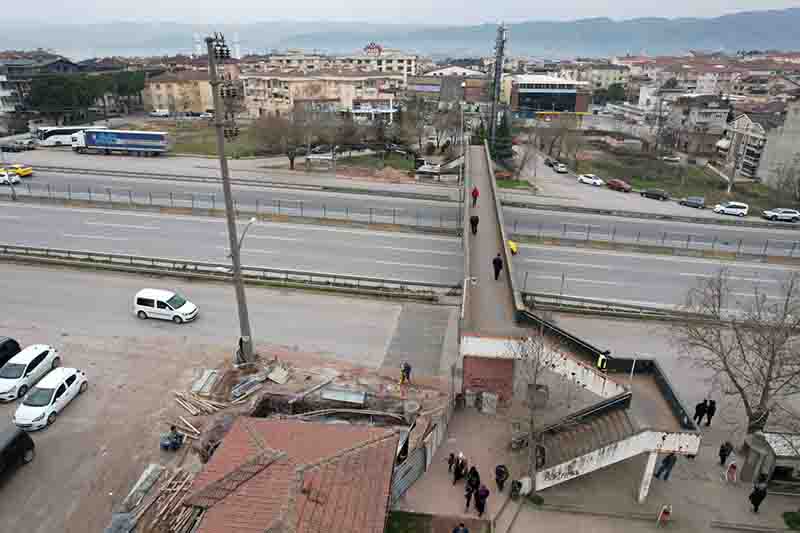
<box><xmin>206</xmin><ymin>33</ymin><xmax>255</xmax><ymax>363</ymax></box>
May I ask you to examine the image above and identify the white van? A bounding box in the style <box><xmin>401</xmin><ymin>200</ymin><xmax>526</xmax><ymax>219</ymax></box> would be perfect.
<box><xmin>713</xmin><ymin>201</ymin><xmax>749</xmax><ymax>217</ymax></box>
<box><xmin>133</xmin><ymin>289</ymin><xmax>198</xmax><ymax>324</ymax></box>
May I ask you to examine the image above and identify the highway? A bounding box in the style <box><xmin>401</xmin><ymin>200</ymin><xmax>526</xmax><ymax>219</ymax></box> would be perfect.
<box><xmin>0</xmin><ymin>203</ymin><xmax>464</xmax><ymax>285</ymax></box>
<box><xmin>16</xmin><ymin>172</ymin><xmax>462</xmax><ymax>228</ymax></box>
<box><xmin>515</xmin><ymin>243</ymin><xmax>797</xmax><ymax>308</ymax></box>
<box><xmin>505</xmin><ymin>207</ymin><xmax>800</xmax><ymax>257</ymax></box>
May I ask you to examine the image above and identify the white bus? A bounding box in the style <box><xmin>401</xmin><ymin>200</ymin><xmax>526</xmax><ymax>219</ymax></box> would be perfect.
<box><xmin>36</xmin><ymin>125</ymin><xmax>107</xmax><ymax>147</ymax></box>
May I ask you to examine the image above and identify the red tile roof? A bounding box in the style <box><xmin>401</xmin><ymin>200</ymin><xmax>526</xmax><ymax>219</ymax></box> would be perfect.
<box><xmin>186</xmin><ymin>418</ymin><xmax>398</xmax><ymax>533</ymax></box>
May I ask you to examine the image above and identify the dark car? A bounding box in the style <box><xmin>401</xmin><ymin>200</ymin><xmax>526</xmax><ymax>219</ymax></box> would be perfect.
<box><xmin>0</xmin><ymin>425</ymin><xmax>35</xmax><ymax>475</ymax></box>
<box><xmin>641</xmin><ymin>188</ymin><xmax>669</xmax><ymax>201</ymax></box>
<box><xmin>544</xmin><ymin>158</ymin><xmax>554</xmax><ymax>167</ymax></box>
<box><xmin>310</xmin><ymin>144</ymin><xmax>331</xmax><ymax>154</ymax></box>
<box><xmin>680</xmin><ymin>196</ymin><xmax>705</xmax><ymax>209</ymax></box>
<box><xmin>0</xmin><ymin>144</ymin><xmax>24</xmax><ymax>153</ymax></box>
<box><xmin>350</xmin><ymin>143</ymin><xmax>369</xmax><ymax>151</ymax></box>
<box><xmin>606</xmin><ymin>179</ymin><xmax>632</xmax><ymax>192</ymax></box>
<box><xmin>0</xmin><ymin>337</ymin><xmax>21</xmax><ymax>368</ymax></box>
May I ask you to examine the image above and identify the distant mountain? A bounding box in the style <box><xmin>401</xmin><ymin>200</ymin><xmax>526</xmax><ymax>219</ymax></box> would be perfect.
<box><xmin>2</xmin><ymin>8</ymin><xmax>800</xmax><ymax>60</ymax></box>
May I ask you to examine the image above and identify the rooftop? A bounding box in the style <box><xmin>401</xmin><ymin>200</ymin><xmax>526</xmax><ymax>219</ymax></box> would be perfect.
<box><xmin>513</xmin><ymin>74</ymin><xmax>587</xmax><ymax>86</ymax></box>
<box><xmin>146</xmin><ymin>71</ymin><xmax>210</xmax><ymax>83</ymax></box>
<box><xmin>186</xmin><ymin>418</ymin><xmax>398</xmax><ymax>533</ymax></box>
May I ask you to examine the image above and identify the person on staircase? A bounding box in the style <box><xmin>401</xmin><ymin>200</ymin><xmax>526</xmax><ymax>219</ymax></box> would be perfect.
<box><xmin>495</xmin><ymin>464</ymin><xmax>509</xmax><ymax>492</ymax></box>
<box><xmin>653</xmin><ymin>452</ymin><xmax>678</xmax><ymax>481</ymax></box>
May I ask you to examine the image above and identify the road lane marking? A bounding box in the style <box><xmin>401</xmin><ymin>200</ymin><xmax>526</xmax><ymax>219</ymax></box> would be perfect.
<box><xmin>241</xmin><ymin>234</ymin><xmax>300</xmax><ymax>242</ymax></box>
<box><xmin>529</xmin><ymin>274</ymin><xmax>624</xmax><ymax>286</ymax></box>
<box><xmin>374</xmin><ymin>260</ymin><xmax>453</xmax><ymax>271</ymax></box>
<box><xmin>678</xmin><ymin>273</ymin><xmax>778</xmax><ymax>284</ymax></box>
<box><xmin>62</xmin><ymin>233</ymin><xmax>129</xmax><ymax>241</ymax></box>
<box><xmin>218</xmin><ymin>246</ymin><xmax>277</xmax><ymax>255</ymax></box>
<box><xmin>86</xmin><ymin>221</ymin><xmax>160</xmax><ymax>230</ymax></box>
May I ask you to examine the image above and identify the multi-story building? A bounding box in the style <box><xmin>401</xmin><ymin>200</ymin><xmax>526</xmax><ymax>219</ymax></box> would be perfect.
<box><xmin>143</xmin><ymin>71</ymin><xmax>214</xmax><ymax>114</ymax></box>
<box><xmin>716</xmin><ymin>113</ymin><xmax>769</xmax><ymax>179</ymax></box>
<box><xmin>242</xmin><ymin>70</ymin><xmax>403</xmax><ymax>120</ymax></box>
<box><xmin>423</xmin><ymin>66</ymin><xmax>484</xmax><ymax>77</ymax></box>
<box><xmin>510</xmin><ymin>74</ymin><xmax>590</xmax><ymax>117</ymax></box>
<box><xmin>560</xmin><ymin>64</ymin><xmax>630</xmax><ymax>90</ymax></box>
<box><xmin>0</xmin><ymin>72</ymin><xmax>16</xmax><ymax>114</ymax></box>
<box><xmin>667</xmin><ymin>94</ymin><xmax>732</xmax><ymax>154</ymax></box>
<box><xmin>759</xmin><ymin>99</ymin><xmax>800</xmax><ymax>186</ymax></box>
<box><xmin>0</xmin><ymin>57</ymin><xmax>81</xmax><ymax>113</ymax></box>
<box><xmin>243</xmin><ymin>44</ymin><xmax>418</xmax><ymax>79</ymax></box>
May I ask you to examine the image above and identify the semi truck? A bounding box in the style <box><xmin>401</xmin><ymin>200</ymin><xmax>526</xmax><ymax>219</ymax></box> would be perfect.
<box><xmin>71</xmin><ymin>129</ymin><xmax>170</xmax><ymax>156</ymax></box>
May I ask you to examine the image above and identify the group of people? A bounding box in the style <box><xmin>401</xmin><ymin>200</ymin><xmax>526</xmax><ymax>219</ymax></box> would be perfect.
<box><xmin>693</xmin><ymin>399</ymin><xmax>718</xmax><ymax>427</ymax></box>
<box><xmin>467</xmin><ymin>185</ymin><xmax>506</xmax><ymax>282</ymax></box>
<box><xmin>447</xmin><ymin>453</ymin><xmax>504</xmax><ymax>518</ymax></box>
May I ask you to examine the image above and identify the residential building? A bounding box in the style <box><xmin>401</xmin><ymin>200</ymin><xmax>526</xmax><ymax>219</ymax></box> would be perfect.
<box><xmin>244</xmin><ymin>45</ymin><xmax>419</xmax><ymax>78</ymax></box>
<box><xmin>759</xmin><ymin>99</ymin><xmax>800</xmax><ymax>186</ymax></box>
<box><xmin>143</xmin><ymin>71</ymin><xmax>214</xmax><ymax>114</ymax></box>
<box><xmin>424</xmin><ymin>66</ymin><xmax>484</xmax><ymax>77</ymax></box>
<box><xmin>716</xmin><ymin>113</ymin><xmax>769</xmax><ymax>179</ymax></box>
<box><xmin>510</xmin><ymin>74</ymin><xmax>590</xmax><ymax>117</ymax></box>
<box><xmin>667</xmin><ymin>94</ymin><xmax>732</xmax><ymax>154</ymax></box>
<box><xmin>183</xmin><ymin>418</ymin><xmax>398</xmax><ymax>533</ymax></box>
<box><xmin>0</xmin><ymin>57</ymin><xmax>82</xmax><ymax>113</ymax></box>
<box><xmin>560</xmin><ymin>64</ymin><xmax>630</xmax><ymax>90</ymax></box>
<box><xmin>242</xmin><ymin>70</ymin><xmax>403</xmax><ymax>119</ymax></box>
<box><xmin>0</xmin><ymin>73</ymin><xmax>16</xmax><ymax>114</ymax></box>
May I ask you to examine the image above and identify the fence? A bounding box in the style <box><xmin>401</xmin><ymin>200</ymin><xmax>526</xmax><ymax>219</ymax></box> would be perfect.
<box><xmin>509</xmin><ymin>219</ymin><xmax>799</xmax><ymax>258</ymax></box>
<box><xmin>2</xmin><ymin>180</ymin><xmax>461</xmax><ymax>230</ymax></box>
<box><xmin>0</xmin><ymin>244</ymin><xmax>460</xmax><ymax>296</ymax></box>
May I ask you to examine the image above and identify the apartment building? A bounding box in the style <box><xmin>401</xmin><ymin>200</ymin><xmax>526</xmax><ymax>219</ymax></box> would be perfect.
<box><xmin>560</xmin><ymin>64</ymin><xmax>630</xmax><ymax>90</ymax></box>
<box><xmin>243</xmin><ymin>45</ymin><xmax>419</xmax><ymax>78</ymax></box>
<box><xmin>143</xmin><ymin>71</ymin><xmax>214</xmax><ymax>114</ymax></box>
<box><xmin>667</xmin><ymin>94</ymin><xmax>732</xmax><ymax>154</ymax></box>
<box><xmin>241</xmin><ymin>70</ymin><xmax>403</xmax><ymax>119</ymax></box>
<box><xmin>0</xmin><ymin>73</ymin><xmax>16</xmax><ymax>114</ymax></box>
<box><xmin>716</xmin><ymin>113</ymin><xmax>769</xmax><ymax>179</ymax></box>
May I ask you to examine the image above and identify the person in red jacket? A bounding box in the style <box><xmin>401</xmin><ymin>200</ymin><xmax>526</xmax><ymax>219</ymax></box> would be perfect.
<box><xmin>471</xmin><ymin>186</ymin><xmax>479</xmax><ymax>207</ymax></box>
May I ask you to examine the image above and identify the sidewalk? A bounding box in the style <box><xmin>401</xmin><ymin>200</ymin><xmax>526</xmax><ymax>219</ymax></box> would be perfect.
<box><xmin>465</xmin><ymin>146</ymin><xmax>523</xmax><ymax>337</ymax></box>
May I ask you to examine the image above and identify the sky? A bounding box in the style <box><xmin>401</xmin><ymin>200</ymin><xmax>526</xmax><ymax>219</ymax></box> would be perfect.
<box><xmin>5</xmin><ymin>0</ymin><xmax>800</xmax><ymax>25</ymax></box>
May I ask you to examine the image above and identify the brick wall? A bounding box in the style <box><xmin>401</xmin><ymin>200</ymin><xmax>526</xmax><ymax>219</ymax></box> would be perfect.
<box><xmin>463</xmin><ymin>356</ymin><xmax>514</xmax><ymax>405</ymax></box>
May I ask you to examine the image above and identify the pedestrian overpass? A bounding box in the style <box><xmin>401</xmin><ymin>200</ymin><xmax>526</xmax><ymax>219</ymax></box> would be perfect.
<box><xmin>458</xmin><ymin>144</ymin><xmax>700</xmax><ymax>502</ymax></box>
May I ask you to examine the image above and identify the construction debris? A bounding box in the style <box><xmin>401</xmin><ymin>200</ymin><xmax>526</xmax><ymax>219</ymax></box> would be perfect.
<box><xmin>267</xmin><ymin>365</ymin><xmax>290</xmax><ymax>385</ymax></box>
<box><xmin>174</xmin><ymin>391</ymin><xmax>227</xmax><ymax>415</ymax></box>
<box><xmin>121</xmin><ymin>463</ymin><xmax>164</xmax><ymax>511</ymax></box>
<box><xmin>133</xmin><ymin>469</ymin><xmax>201</xmax><ymax>533</ymax></box>
<box><xmin>191</xmin><ymin>370</ymin><xmax>219</xmax><ymax>397</ymax></box>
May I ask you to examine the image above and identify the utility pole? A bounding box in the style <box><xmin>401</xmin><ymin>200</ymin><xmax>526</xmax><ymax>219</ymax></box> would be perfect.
<box><xmin>489</xmin><ymin>23</ymin><xmax>507</xmax><ymax>149</ymax></box>
<box><xmin>206</xmin><ymin>33</ymin><xmax>255</xmax><ymax>363</ymax></box>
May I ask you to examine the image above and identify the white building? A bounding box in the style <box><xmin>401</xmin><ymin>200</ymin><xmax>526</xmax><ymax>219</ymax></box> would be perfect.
<box><xmin>716</xmin><ymin>114</ymin><xmax>768</xmax><ymax>179</ymax></box>
<box><xmin>424</xmin><ymin>66</ymin><xmax>484</xmax><ymax>77</ymax></box>
<box><xmin>0</xmin><ymin>73</ymin><xmax>16</xmax><ymax>114</ymax></box>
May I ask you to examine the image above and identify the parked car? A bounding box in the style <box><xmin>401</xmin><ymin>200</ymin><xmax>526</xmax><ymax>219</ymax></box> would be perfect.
<box><xmin>149</xmin><ymin>109</ymin><xmax>170</xmax><ymax>118</ymax></box>
<box><xmin>133</xmin><ymin>288</ymin><xmax>199</xmax><ymax>324</ymax></box>
<box><xmin>0</xmin><ymin>338</ymin><xmax>21</xmax><ymax>368</ymax></box>
<box><xmin>13</xmin><ymin>138</ymin><xmax>37</xmax><ymax>150</ymax></box>
<box><xmin>350</xmin><ymin>143</ymin><xmax>369</xmax><ymax>151</ymax></box>
<box><xmin>660</xmin><ymin>155</ymin><xmax>681</xmax><ymax>163</ymax></box>
<box><xmin>8</xmin><ymin>164</ymin><xmax>33</xmax><ymax>178</ymax></box>
<box><xmin>640</xmin><ymin>188</ymin><xmax>669</xmax><ymax>201</ymax></box>
<box><xmin>311</xmin><ymin>144</ymin><xmax>331</xmax><ymax>154</ymax></box>
<box><xmin>578</xmin><ymin>174</ymin><xmax>604</xmax><ymax>186</ymax></box>
<box><xmin>199</xmin><ymin>112</ymin><xmax>214</xmax><ymax>119</ymax></box>
<box><xmin>679</xmin><ymin>196</ymin><xmax>706</xmax><ymax>209</ymax></box>
<box><xmin>0</xmin><ymin>169</ymin><xmax>21</xmax><ymax>185</ymax></box>
<box><xmin>0</xmin><ymin>143</ymin><xmax>24</xmax><ymax>153</ymax></box>
<box><xmin>761</xmin><ymin>208</ymin><xmax>800</xmax><ymax>222</ymax></box>
<box><xmin>606</xmin><ymin>179</ymin><xmax>632</xmax><ymax>192</ymax></box>
<box><xmin>544</xmin><ymin>158</ymin><xmax>554</xmax><ymax>167</ymax></box>
<box><xmin>13</xmin><ymin>367</ymin><xmax>88</xmax><ymax>430</ymax></box>
<box><xmin>0</xmin><ymin>425</ymin><xmax>35</xmax><ymax>474</ymax></box>
<box><xmin>0</xmin><ymin>345</ymin><xmax>61</xmax><ymax>402</ymax></box>
<box><xmin>554</xmin><ymin>163</ymin><xmax>568</xmax><ymax>174</ymax></box>
<box><xmin>713</xmin><ymin>201</ymin><xmax>749</xmax><ymax>217</ymax></box>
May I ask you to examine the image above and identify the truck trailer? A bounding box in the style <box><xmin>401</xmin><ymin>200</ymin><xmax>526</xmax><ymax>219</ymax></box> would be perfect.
<box><xmin>71</xmin><ymin>129</ymin><xmax>170</xmax><ymax>156</ymax></box>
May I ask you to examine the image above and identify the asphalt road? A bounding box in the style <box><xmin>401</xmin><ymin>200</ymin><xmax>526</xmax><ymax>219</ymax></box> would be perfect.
<box><xmin>514</xmin><ymin>243</ymin><xmax>797</xmax><ymax>308</ymax></box>
<box><xmin>1</xmin><ymin>203</ymin><xmax>464</xmax><ymax>285</ymax></box>
<box><xmin>13</xmin><ymin>172</ymin><xmax>462</xmax><ymax>229</ymax></box>
<box><xmin>504</xmin><ymin>207</ymin><xmax>800</xmax><ymax>257</ymax></box>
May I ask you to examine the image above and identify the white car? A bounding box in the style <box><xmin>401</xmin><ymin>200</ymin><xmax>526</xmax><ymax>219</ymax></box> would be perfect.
<box><xmin>660</xmin><ymin>155</ymin><xmax>681</xmax><ymax>163</ymax></box>
<box><xmin>13</xmin><ymin>367</ymin><xmax>87</xmax><ymax>430</ymax></box>
<box><xmin>0</xmin><ymin>345</ymin><xmax>61</xmax><ymax>401</ymax></box>
<box><xmin>762</xmin><ymin>208</ymin><xmax>800</xmax><ymax>222</ymax></box>
<box><xmin>554</xmin><ymin>163</ymin><xmax>568</xmax><ymax>174</ymax></box>
<box><xmin>578</xmin><ymin>174</ymin><xmax>604</xmax><ymax>186</ymax></box>
<box><xmin>133</xmin><ymin>288</ymin><xmax>199</xmax><ymax>323</ymax></box>
<box><xmin>713</xmin><ymin>201</ymin><xmax>749</xmax><ymax>217</ymax></box>
<box><xmin>0</xmin><ymin>170</ymin><xmax>21</xmax><ymax>185</ymax></box>
<box><xmin>199</xmin><ymin>112</ymin><xmax>214</xmax><ymax>119</ymax></box>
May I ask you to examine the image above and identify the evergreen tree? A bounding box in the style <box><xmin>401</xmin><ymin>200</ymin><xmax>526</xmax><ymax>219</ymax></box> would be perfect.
<box><xmin>492</xmin><ymin>114</ymin><xmax>514</xmax><ymax>161</ymax></box>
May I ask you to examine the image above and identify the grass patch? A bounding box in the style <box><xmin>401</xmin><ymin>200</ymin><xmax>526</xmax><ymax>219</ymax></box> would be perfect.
<box><xmin>576</xmin><ymin>154</ymin><xmax>797</xmax><ymax>215</ymax></box>
<box><xmin>122</xmin><ymin>120</ymin><xmax>262</xmax><ymax>158</ymax></box>
<box><xmin>338</xmin><ymin>152</ymin><xmax>416</xmax><ymax>172</ymax></box>
<box><xmin>784</xmin><ymin>511</ymin><xmax>800</xmax><ymax>530</ymax></box>
<box><xmin>497</xmin><ymin>178</ymin><xmax>530</xmax><ymax>189</ymax></box>
<box><xmin>385</xmin><ymin>511</ymin><xmax>431</xmax><ymax>533</ymax></box>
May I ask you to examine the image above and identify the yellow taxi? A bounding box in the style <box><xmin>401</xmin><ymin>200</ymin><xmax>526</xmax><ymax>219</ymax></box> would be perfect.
<box><xmin>9</xmin><ymin>164</ymin><xmax>33</xmax><ymax>178</ymax></box>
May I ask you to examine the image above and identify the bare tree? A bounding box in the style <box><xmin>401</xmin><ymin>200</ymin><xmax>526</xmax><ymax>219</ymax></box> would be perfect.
<box><xmin>672</xmin><ymin>268</ymin><xmax>800</xmax><ymax>433</ymax></box>
<box><xmin>250</xmin><ymin>112</ymin><xmax>307</xmax><ymax>170</ymax></box>
<box><xmin>514</xmin><ymin>129</ymin><xmax>538</xmax><ymax>179</ymax></box>
<box><xmin>402</xmin><ymin>97</ymin><xmax>428</xmax><ymax>151</ymax></box>
<box><xmin>770</xmin><ymin>153</ymin><xmax>800</xmax><ymax>203</ymax></box>
<box><xmin>507</xmin><ymin>333</ymin><xmax>562</xmax><ymax>482</ymax></box>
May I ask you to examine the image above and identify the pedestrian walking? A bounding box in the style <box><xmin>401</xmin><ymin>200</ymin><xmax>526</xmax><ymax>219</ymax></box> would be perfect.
<box><xmin>693</xmin><ymin>400</ymin><xmax>708</xmax><ymax>425</ymax></box>
<box><xmin>470</xmin><ymin>215</ymin><xmax>480</xmax><ymax>235</ymax></box>
<box><xmin>452</xmin><ymin>523</ymin><xmax>469</xmax><ymax>533</ymax></box>
<box><xmin>453</xmin><ymin>453</ymin><xmax>466</xmax><ymax>485</ymax></box>
<box><xmin>492</xmin><ymin>253</ymin><xmax>503</xmax><ymax>281</ymax></box>
<box><xmin>653</xmin><ymin>452</ymin><xmax>678</xmax><ymax>481</ymax></box>
<box><xmin>719</xmin><ymin>441</ymin><xmax>734</xmax><ymax>467</ymax></box>
<box><xmin>471</xmin><ymin>186</ymin><xmax>479</xmax><ymax>207</ymax></box>
<box><xmin>467</xmin><ymin>466</ymin><xmax>481</xmax><ymax>497</ymax></box>
<box><xmin>401</xmin><ymin>361</ymin><xmax>412</xmax><ymax>384</ymax></box>
<box><xmin>464</xmin><ymin>483</ymin><xmax>475</xmax><ymax>511</ymax></box>
<box><xmin>448</xmin><ymin>452</ymin><xmax>456</xmax><ymax>473</ymax></box>
<box><xmin>495</xmin><ymin>464</ymin><xmax>509</xmax><ymax>492</ymax></box>
<box><xmin>749</xmin><ymin>474</ymin><xmax>768</xmax><ymax>513</ymax></box>
<box><xmin>706</xmin><ymin>400</ymin><xmax>717</xmax><ymax>426</ymax></box>
<box><xmin>476</xmin><ymin>484</ymin><xmax>490</xmax><ymax>517</ymax></box>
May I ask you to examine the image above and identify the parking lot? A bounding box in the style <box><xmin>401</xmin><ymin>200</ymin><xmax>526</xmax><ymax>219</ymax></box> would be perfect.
<box><xmin>0</xmin><ymin>264</ymin><xmax>410</xmax><ymax>533</ymax></box>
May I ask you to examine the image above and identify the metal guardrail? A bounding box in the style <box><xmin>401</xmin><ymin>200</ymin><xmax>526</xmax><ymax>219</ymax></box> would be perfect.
<box><xmin>0</xmin><ymin>244</ymin><xmax>461</xmax><ymax>296</ymax></box>
<box><xmin>521</xmin><ymin>290</ymin><xmax>717</xmax><ymax>322</ymax></box>
<box><xmin>0</xmin><ymin>180</ymin><xmax>461</xmax><ymax>230</ymax></box>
